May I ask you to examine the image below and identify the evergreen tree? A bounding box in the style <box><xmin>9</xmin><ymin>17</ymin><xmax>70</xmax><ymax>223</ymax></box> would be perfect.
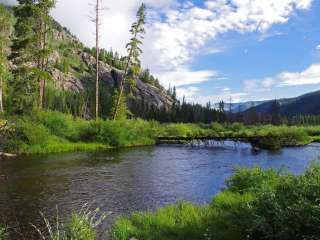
<box><xmin>0</xmin><ymin>5</ymin><xmax>13</xmax><ymax>113</ymax></box>
<box><xmin>112</xmin><ymin>3</ymin><xmax>146</xmax><ymax>120</ymax></box>
<box><xmin>35</xmin><ymin>0</ymin><xmax>55</xmax><ymax>110</ymax></box>
<box><xmin>10</xmin><ymin>0</ymin><xmax>54</xmax><ymax>114</ymax></box>
<box><xmin>10</xmin><ymin>0</ymin><xmax>39</xmax><ymax>114</ymax></box>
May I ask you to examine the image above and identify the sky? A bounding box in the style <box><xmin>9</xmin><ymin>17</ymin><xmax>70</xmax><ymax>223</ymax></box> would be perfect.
<box><xmin>2</xmin><ymin>0</ymin><xmax>320</xmax><ymax>104</ymax></box>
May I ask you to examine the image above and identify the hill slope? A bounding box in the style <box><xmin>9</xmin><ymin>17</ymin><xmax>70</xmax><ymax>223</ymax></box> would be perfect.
<box><xmin>244</xmin><ymin>90</ymin><xmax>320</xmax><ymax>116</ymax></box>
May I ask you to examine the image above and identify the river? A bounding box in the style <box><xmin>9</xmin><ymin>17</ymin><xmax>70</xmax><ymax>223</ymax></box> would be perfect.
<box><xmin>1</xmin><ymin>142</ymin><xmax>320</xmax><ymax>239</ymax></box>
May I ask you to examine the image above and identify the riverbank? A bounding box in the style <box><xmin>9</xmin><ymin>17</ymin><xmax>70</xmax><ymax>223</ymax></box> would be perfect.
<box><xmin>0</xmin><ymin>111</ymin><xmax>158</xmax><ymax>155</ymax></box>
<box><xmin>2</xmin><ymin>164</ymin><xmax>319</xmax><ymax>240</ymax></box>
<box><xmin>1</xmin><ymin>111</ymin><xmax>320</xmax><ymax>155</ymax></box>
<box><xmin>111</xmin><ymin>164</ymin><xmax>320</xmax><ymax>240</ymax></box>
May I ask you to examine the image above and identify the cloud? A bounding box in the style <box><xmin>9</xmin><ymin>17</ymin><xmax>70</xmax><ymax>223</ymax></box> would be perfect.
<box><xmin>244</xmin><ymin>64</ymin><xmax>320</xmax><ymax>93</ymax></box>
<box><xmin>258</xmin><ymin>31</ymin><xmax>285</xmax><ymax>42</ymax></box>
<box><xmin>176</xmin><ymin>86</ymin><xmax>200</xmax><ymax>98</ymax></box>
<box><xmin>178</xmin><ymin>86</ymin><xmax>247</xmax><ymax>104</ymax></box>
<box><xmin>144</xmin><ymin>0</ymin><xmax>313</xmax><ymax>74</ymax></box>
<box><xmin>278</xmin><ymin>64</ymin><xmax>320</xmax><ymax>86</ymax></box>
<box><xmin>316</xmin><ymin>45</ymin><xmax>320</xmax><ymax>50</ymax></box>
<box><xmin>155</xmin><ymin>68</ymin><xmax>218</xmax><ymax>87</ymax></box>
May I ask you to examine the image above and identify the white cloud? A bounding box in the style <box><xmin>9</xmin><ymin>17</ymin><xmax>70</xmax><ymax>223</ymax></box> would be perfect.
<box><xmin>176</xmin><ymin>86</ymin><xmax>200</xmax><ymax>98</ymax></box>
<box><xmin>178</xmin><ymin>86</ymin><xmax>247</xmax><ymax>104</ymax></box>
<box><xmin>258</xmin><ymin>31</ymin><xmax>285</xmax><ymax>42</ymax></box>
<box><xmin>278</xmin><ymin>64</ymin><xmax>320</xmax><ymax>86</ymax></box>
<box><xmin>316</xmin><ymin>45</ymin><xmax>320</xmax><ymax>50</ymax></box>
<box><xmin>155</xmin><ymin>68</ymin><xmax>218</xmax><ymax>87</ymax></box>
<box><xmin>143</xmin><ymin>0</ymin><xmax>313</xmax><ymax>74</ymax></box>
<box><xmin>244</xmin><ymin>64</ymin><xmax>320</xmax><ymax>92</ymax></box>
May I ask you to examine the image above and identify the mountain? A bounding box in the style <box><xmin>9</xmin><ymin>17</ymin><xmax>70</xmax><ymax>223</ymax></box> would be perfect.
<box><xmin>244</xmin><ymin>90</ymin><xmax>320</xmax><ymax>116</ymax></box>
<box><xmin>230</xmin><ymin>101</ymin><xmax>267</xmax><ymax>113</ymax></box>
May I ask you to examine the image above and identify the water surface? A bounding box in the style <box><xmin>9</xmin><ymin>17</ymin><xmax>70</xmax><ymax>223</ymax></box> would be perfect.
<box><xmin>1</xmin><ymin>142</ymin><xmax>320</xmax><ymax>239</ymax></box>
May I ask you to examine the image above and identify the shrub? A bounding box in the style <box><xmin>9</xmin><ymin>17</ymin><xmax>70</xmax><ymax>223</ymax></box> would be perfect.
<box><xmin>34</xmin><ymin>111</ymin><xmax>83</xmax><ymax>142</ymax></box>
<box><xmin>160</xmin><ymin>123</ymin><xmax>204</xmax><ymax>138</ymax></box>
<box><xmin>208</xmin><ymin>192</ymin><xmax>254</xmax><ymax>240</ymax></box>
<box><xmin>226</xmin><ymin>167</ymin><xmax>281</xmax><ymax>194</ymax></box>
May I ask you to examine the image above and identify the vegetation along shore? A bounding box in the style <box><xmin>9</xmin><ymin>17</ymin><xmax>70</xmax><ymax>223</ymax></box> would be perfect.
<box><xmin>1</xmin><ymin>111</ymin><xmax>320</xmax><ymax>155</ymax></box>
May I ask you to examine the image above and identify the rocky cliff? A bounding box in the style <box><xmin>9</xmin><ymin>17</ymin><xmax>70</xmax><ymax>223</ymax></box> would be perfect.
<box><xmin>43</xmin><ymin>21</ymin><xmax>173</xmax><ymax>118</ymax></box>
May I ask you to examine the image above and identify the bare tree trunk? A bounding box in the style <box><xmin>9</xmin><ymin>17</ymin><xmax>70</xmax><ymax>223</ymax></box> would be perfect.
<box><xmin>39</xmin><ymin>21</ymin><xmax>47</xmax><ymax>110</ymax></box>
<box><xmin>95</xmin><ymin>0</ymin><xmax>100</xmax><ymax>119</ymax></box>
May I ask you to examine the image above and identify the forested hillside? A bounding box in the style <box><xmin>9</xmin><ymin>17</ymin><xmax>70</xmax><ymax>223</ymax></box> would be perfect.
<box><xmin>0</xmin><ymin>4</ymin><xmax>175</xmax><ymax>119</ymax></box>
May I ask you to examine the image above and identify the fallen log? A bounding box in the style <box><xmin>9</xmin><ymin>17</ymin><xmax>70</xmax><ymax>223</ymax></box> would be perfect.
<box><xmin>0</xmin><ymin>152</ymin><xmax>17</xmax><ymax>158</ymax></box>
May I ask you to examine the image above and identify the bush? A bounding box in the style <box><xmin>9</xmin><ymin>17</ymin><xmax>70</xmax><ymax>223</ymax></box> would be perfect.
<box><xmin>226</xmin><ymin>167</ymin><xmax>281</xmax><ymax>194</ymax></box>
<box><xmin>34</xmin><ymin>111</ymin><xmax>83</xmax><ymax>141</ymax></box>
<box><xmin>208</xmin><ymin>192</ymin><xmax>254</xmax><ymax>240</ymax></box>
<box><xmin>112</xmin><ymin>164</ymin><xmax>320</xmax><ymax>240</ymax></box>
<box><xmin>160</xmin><ymin>123</ymin><xmax>204</xmax><ymax>138</ymax></box>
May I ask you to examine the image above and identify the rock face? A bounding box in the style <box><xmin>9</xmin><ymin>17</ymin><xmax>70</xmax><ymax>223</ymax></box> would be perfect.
<box><xmin>57</xmin><ymin>50</ymin><xmax>173</xmax><ymax>112</ymax></box>
<box><xmin>7</xmin><ymin>17</ymin><xmax>173</xmax><ymax>116</ymax></box>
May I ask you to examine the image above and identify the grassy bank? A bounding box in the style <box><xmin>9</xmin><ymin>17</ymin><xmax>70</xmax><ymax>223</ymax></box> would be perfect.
<box><xmin>111</xmin><ymin>164</ymin><xmax>320</xmax><ymax>240</ymax></box>
<box><xmin>1</xmin><ymin>112</ymin><xmax>320</xmax><ymax>154</ymax></box>
<box><xmin>0</xmin><ymin>111</ymin><xmax>158</xmax><ymax>154</ymax></box>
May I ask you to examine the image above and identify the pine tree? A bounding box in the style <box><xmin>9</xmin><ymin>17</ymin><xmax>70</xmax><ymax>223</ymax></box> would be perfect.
<box><xmin>112</xmin><ymin>3</ymin><xmax>146</xmax><ymax>120</ymax></box>
<box><xmin>35</xmin><ymin>0</ymin><xmax>55</xmax><ymax>110</ymax></box>
<box><xmin>10</xmin><ymin>0</ymin><xmax>54</xmax><ymax>114</ymax></box>
<box><xmin>0</xmin><ymin>5</ymin><xmax>13</xmax><ymax>113</ymax></box>
<box><xmin>10</xmin><ymin>0</ymin><xmax>39</xmax><ymax>114</ymax></box>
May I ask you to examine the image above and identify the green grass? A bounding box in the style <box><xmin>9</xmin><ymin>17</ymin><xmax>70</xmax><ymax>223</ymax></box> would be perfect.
<box><xmin>0</xmin><ymin>111</ymin><xmax>158</xmax><ymax>154</ymax></box>
<box><xmin>2</xmin><ymin>111</ymin><xmax>320</xmax><ymax>154</ymax></box>
<box><xmin>31</xmin><ymin>205</ymin><xmax>105</xmax><ymax>240</ymax></box>
<box><xmin>111</xmin><ymin>164</ymin><xmax>320</xmax><ymax>240</ymax></box>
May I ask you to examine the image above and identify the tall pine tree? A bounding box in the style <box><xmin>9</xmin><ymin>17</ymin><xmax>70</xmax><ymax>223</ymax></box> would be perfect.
<box><xmin>10</xmin><ymin>0</ymin><xmax>54</xmax><ymax>114</ymax></box>
<box><xmin>112</xmin><ymin>3</ymin><xmax>146</xmax><ymax>120</ymax></box>
<box><xmin>36</xmin><ymin>0</ymin><xmax>55</xmax><ymax>110</ymax></box>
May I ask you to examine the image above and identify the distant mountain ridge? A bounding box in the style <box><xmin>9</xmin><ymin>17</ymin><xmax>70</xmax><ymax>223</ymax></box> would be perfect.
<box><xmin>242</xmin><ymin>90</ymin><xmax>320</xmax><ymax>116</ymax></box>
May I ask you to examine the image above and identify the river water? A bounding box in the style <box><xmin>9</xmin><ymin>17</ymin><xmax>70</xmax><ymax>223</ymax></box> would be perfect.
<box><xmin>1</xmin><ymin>142</ymin><xmax>320</xmax><ymax>239</ymax></box>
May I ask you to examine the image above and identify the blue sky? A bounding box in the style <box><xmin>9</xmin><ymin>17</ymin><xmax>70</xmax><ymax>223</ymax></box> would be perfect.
<box><xmin>2</xmin><ymin>0</ymin><xmax>320</xmax><ymax>104</ymax></box>
<box><xmin>183</xmin><ymin>0</ymin><xmax>320</xmax><ymax>103</ymax></box>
